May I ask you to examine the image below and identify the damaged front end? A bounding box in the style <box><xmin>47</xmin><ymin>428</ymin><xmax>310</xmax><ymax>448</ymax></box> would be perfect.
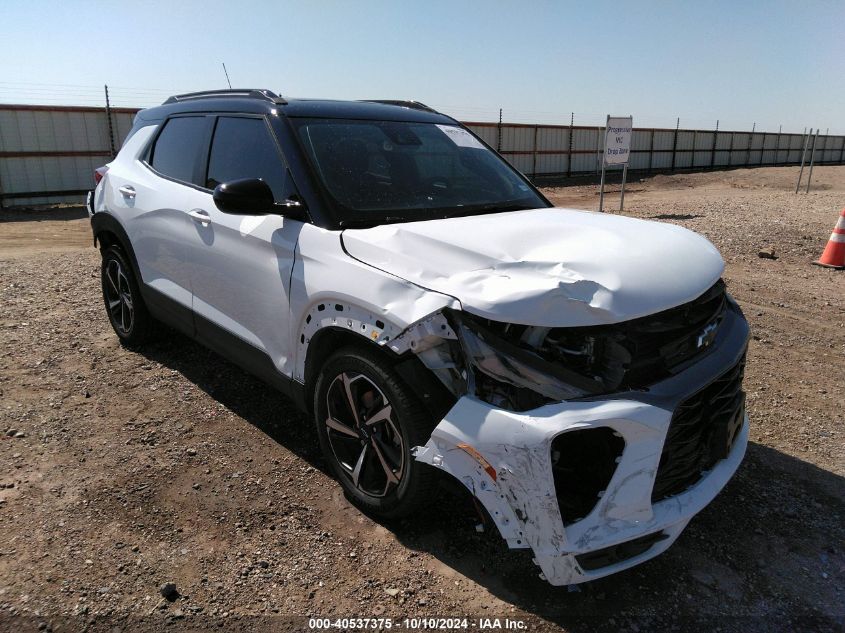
<box><xmin>394</xmin><ymin>281</ymin><xmax>750</xmax><ymax>585</ymax></box>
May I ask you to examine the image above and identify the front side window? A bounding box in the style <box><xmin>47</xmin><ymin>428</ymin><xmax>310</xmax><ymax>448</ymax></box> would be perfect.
<box><xmin>206</xmin><ymin>116</ymin><xmax>290</xmax><ymax>201</ymax></box>
<box><xmin>149</xmin><ymin>116</ymin><xmax>208</xmax><ymax>184</ymax></box>
<box><xmin>293</xmin><ymin>118</ymin><xmax>548</xmax><ymax>227</ymax></box>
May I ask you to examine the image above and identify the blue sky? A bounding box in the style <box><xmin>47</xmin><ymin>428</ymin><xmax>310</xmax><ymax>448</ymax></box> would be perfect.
<box><xmin>2</xmin><ymin>0</ymin><xmax>844</xmax><ymax>132</ymax></box>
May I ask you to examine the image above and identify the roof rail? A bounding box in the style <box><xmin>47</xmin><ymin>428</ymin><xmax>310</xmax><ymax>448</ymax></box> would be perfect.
<box><xmin>163</xmin><ymin>89</ymin><xmax>287</xmax><ymax>105</ymax></box>
<box><xmin>362</xmin><ymin>100</ymin><xmax>438</xmax><ymax>113</ymax></box>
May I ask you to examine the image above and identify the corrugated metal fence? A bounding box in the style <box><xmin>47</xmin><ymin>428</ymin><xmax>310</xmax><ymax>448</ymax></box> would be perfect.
<box><xmin>1</xmin><ymin>103</ymin><xmax>843</xmax><ymax>207</ymax></box>
<box><xmin>0</xmin><ymin>105</ymin><xmax>137</xmax><ymax>207</ymax></box>
<box><xmin>465</xmin><ymin>121</ymin><xmax>845</xmax><ymax>181</ymax></box>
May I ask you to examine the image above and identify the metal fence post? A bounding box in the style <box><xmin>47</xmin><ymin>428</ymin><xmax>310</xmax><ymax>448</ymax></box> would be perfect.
<box><xmin>759</xmin><ymin>132</ymin><xmax>766</xmax><ymax>166</ymax></box>
<box><xmin>728</xmin><ymin>130</ymin><xmax>735</xmax><ymax>166</ymax></box>
<box><xmin>823</xmin><ymin>128</ymin><xmax>829</xmax><ymax>164</ymax></box>
<box><xmin>567</xmin><ymin>112</ymin><xmax>573</xmax><ymax>178</ymax></box>
<box><xmin>648</xmin><ymin>128</ymin><xmax>655</xmax><ymax>173</ymax></box>
<box><xmin>745</xmin><ymin>122</ymin><xmax>755</xmax><ymax>166</ymax></box>
<box><xmin>104</xmin><ymin>84</ymin><xmax>116</xmax><ymax>158</ymax></box>
<box><xmin>710</xmin><ymin>120</ymin><xmax>718</xmax><ymax>169</ymax></box>
<box><xmin>839</xmin><ymin>135</ymin><xmax>845</xmax><ymax>164</ymax></box>
<box><xmin>691</xmin><ymin>130</ymin><xmax>696</xmax><ymax>169</ymax></box>
<box><xmin>0</xmin><ymin>110</ymin><xmax>5</xmax><ymax>209</ymax></box>
<box><xmin>670</xmin><ymin>117</ymin><xmax>679</xmax><ymax>171</ymax></box>
<box><xmin>532</xmin><ymin>125</ymin><xmax>538</xmax><ymax>181</ymax></box>
<box><xmin>496</xmin><ymin>108</ymin><xmax>502</xmax><ymax>153</ymax></box>
<box><xmin>774</xmin><ymin>125</ymin><xmax>782</xmax><ymax>165</ymax></box>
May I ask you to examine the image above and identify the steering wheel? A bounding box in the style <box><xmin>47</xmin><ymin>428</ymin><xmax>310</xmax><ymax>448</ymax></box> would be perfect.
<box><xmin>420</xmin><ymin>176</ymin><xmax>451</xmax><ymax>191</ymax></box>
<box><xmin>410</xmin><ymin>177</ymin><xmax>452</xmax><ymax>199</ymax></box>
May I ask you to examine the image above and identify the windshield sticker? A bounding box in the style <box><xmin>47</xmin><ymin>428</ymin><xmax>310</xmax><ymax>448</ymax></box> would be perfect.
<box><xmin>436</xmin><ymin>125</ymin><xmax>485</xmax><ymax>149</ymax></box>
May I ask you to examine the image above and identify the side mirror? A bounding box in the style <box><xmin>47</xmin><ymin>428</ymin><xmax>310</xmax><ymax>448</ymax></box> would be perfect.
<box><xmin>212</xmin><ymin>178</ymin><xmax>275</xmax><ymax>214</ymax></box>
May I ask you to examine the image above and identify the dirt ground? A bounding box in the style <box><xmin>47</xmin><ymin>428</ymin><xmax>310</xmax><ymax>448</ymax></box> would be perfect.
<box><xmin>0</xmin><ymin>166</ymin><xmax>843</xmax><ymax>632</ymax></box>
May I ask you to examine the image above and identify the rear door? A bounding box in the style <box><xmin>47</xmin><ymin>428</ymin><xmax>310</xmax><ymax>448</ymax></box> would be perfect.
<box><xmin>181</xmin><ymin>115</ymin><xmax>303</xmax><ymax>378</ymax></box>
<box><xmin>112</xmin><ymin>115</ymin><xmax>211</xmax><ymax>328</ymax></box>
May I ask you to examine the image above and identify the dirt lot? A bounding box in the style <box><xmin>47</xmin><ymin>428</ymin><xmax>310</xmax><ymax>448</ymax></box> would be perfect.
<box><xmin>1</xmin><ymin>166</ymin><xmax>843</xmax><ymax>632</ymax></box>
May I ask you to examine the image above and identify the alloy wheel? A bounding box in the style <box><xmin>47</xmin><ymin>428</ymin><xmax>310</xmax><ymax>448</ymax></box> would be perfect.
<box><xmin>104</xmin><ymin>258</ymin><xmax>134</xmax><ymax>335</ymax></box>
<box><xmin>324</xmin><ymin>372</ymin><xmax>405</xmax><ymax>498</ymax></box>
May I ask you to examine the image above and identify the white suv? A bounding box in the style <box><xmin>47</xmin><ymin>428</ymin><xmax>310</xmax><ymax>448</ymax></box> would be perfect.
<box><xmin>89</xmin><ymin>89</ymin><xmax>750</xmax><ymax>585</ymax></box>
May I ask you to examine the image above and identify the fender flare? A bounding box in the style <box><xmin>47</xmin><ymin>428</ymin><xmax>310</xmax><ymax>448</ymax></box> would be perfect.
<box><xmin>90</xmin><ymin>213</ymin><xmax>143</xmax><ymax>284</ymax></box>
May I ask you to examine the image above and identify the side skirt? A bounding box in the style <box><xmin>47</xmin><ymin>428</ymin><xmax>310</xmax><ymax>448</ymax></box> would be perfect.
<box><xmin>140</xmin><ymin>284</ymin><xmax>308</xmax><ymax>412</ymax></box>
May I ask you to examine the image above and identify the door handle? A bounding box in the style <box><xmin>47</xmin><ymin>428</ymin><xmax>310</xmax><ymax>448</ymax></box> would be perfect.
<box><xmin>118</xmin><ymin>185</ymin><xmax>136</xmax><ymax>198</ymax></box>
<box><xmin>188</xmin><ymin>209</ymin><xmax>211</xmax><ymax>226</ymax></box>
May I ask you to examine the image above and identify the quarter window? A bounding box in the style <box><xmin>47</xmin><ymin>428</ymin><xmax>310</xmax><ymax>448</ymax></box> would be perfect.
<box><xmin>149</xmin><ymin>116</ymin><xmax>208</xmax><ymax>185</ymax></box>
<box><xmin>206</xmin><ymin>117</ymin><xmax>289</xmax><ymax>201</ymax></box>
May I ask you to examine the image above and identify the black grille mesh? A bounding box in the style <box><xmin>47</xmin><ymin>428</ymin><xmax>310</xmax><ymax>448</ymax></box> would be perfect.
<box><xmin>652</xmin><ymin>354</ymin><xmax>747</xmax><ymax>502</ymax></box>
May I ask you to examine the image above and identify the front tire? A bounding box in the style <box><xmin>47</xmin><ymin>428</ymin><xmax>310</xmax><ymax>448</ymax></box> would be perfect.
<box><xmin>100</xmin><ymin>245</ymin><xmax>158</xmax><ymax>346</ymax></box>
<box><xmin>314</xmin><ymin>346</ymin><xmax>437</xmax><ymax>519</ymax></box>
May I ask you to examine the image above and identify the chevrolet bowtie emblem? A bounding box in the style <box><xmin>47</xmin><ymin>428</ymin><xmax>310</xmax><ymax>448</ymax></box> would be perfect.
<box><xmin>696</xmin><ymin>321</ymin><xmax>719</xmax><ymax>349</ymax></box>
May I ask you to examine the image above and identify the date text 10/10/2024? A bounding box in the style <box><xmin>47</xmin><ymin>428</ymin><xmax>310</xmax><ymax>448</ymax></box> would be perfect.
<box><xmin>308</xmin><ymin>617</ymin><xmax>528</xmax><ymax>630</ymax></box>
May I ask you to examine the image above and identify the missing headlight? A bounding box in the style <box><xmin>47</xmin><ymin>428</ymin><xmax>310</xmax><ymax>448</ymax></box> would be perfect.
<box><xmin>447</xmin><ymin>280</ymin><xmax>729</xmax><ymax>410</ymax></box>
<box><xmin>447</xmin><ymin>311</ymin><xmax>605</xmax><ymax>411</ymax></box>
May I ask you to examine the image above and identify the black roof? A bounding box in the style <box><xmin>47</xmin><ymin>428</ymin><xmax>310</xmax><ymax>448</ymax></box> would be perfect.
<box><xmin>135</xmin><ymin>89</ymin><xmax>454</xmax><ymax>125</ymax></box>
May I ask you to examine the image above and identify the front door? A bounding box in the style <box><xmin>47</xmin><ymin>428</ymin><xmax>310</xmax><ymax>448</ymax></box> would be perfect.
<box><xmin>182</xmin><ymin>115</ymin><xmax>302</xmax><ymax>378</ymax></box>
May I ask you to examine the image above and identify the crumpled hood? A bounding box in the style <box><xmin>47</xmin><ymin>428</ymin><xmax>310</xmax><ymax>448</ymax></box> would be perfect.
<box><xmin>341</xmin><ymin>208</ymin><xmax>724</xmax><ymax>327</ymax></box>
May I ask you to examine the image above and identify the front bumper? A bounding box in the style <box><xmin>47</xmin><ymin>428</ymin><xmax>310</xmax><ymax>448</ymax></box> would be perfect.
<box><xmin>414</xmin><ymin>308</ymin><xmax>749</xmax><ymax>585</ymax></box>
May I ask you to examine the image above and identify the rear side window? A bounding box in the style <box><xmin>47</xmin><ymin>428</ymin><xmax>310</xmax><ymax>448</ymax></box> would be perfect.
<box><xmin>206</xmin><ymin>117</ymin><xmax>289</xmax><ymax>200</ymax></box>
<box><xmin>150</xmin><ymin>116</ymin><xmax>208</xmax><ymax>184</ymax></box>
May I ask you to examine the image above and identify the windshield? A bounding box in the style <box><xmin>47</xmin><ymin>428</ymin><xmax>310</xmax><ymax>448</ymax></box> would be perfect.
<box><xmin>292</xmin><ymin>118</ymin><xmax>549</xmax><ymax>227</ymax></box>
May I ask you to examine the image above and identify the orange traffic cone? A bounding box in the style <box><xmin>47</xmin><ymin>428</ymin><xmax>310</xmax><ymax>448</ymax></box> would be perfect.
<box><xmin>813</xmin><ymin>208</ymin><xmax>845</xmax><ymax>269</ymax></box>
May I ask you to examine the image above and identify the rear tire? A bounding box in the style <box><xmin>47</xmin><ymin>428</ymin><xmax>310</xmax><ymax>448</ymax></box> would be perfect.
<box><xmin>100</xmin><ymin>245</ymin><xmax>158</xmax><ymax>347</ymax></box>
<box><xmin>313</xmin><ymin>346</ymin><xmax>437</xmax><ymax>519</ymax></box>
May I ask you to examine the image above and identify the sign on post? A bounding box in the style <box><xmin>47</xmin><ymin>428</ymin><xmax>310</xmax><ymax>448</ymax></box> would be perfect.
<box><xmin>599</xmin><ymin>115</ymin><xmax>633</xmax><ymax>212</ymax></box>
<box><xmin>605</xmin><ymin>117</ymin><xmax>633</xmax><ymax>164</ymax></box>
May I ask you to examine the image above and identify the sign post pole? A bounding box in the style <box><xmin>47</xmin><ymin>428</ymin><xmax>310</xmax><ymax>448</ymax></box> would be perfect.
<box><xmin>619</xmin><ymin>163</ymin><xmax>629</xmax><ymax>211</ymax></box>
<box><xmin>598</xmin><ymin>161</ymin><xmax>607</xmax><ymax>212</ymax></box>
<box><xmin>599</xmin><ymin>117</ymin><xmax>607</xmax><ymax>212</ymax></box>
<box><xmin>600</xmin><ymin>114</ymin><xmax>633</xmax><ymax>213</ymax></box>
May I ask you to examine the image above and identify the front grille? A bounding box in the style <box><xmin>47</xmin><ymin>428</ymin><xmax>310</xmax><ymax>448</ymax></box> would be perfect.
<box><xmin>606</xmin><ymin>279</ymin><xmax>728</xmax><ymax>388</ymax></box>
<box><xmin>575</xmin><ymin>531</ymin><xmax>669</xmax><ymax>571</ymax></box>
<box><xmin>652</xmin><ymin>354</ymin><xmax>747</xmax><ymax>502</ymax></box>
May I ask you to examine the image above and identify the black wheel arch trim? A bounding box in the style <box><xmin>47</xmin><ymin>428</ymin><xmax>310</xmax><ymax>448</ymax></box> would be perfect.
<box><xmin>303</xmin><ymin>326</ymin><xmax>456</xmax><ymax>421</ymax></box>
<box><xmin>91</xmin><ymin>212</ymin><xmax>143</xmax><ymax>283</ymax></box>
